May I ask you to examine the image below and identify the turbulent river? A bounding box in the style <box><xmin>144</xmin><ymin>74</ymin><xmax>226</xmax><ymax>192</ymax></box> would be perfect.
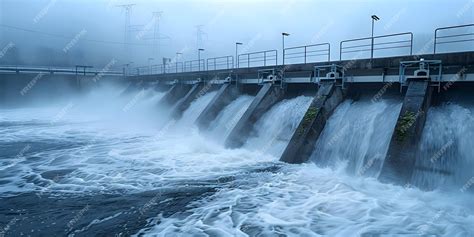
<box><xmin>0</xmin><ymin>85</ymin><xmax>473</xmax><ymax>236</ymax></box>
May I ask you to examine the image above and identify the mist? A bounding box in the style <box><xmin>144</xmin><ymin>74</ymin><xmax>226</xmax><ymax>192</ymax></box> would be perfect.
<box><xmin>1</xmin><ymin>0</ymin><xmax>472</xmax><ymax>68</ymax></box>
<box><xmin>0</xmin><ymin>1</ymin><xmax>474</xmax><ymax>236</ymax></box>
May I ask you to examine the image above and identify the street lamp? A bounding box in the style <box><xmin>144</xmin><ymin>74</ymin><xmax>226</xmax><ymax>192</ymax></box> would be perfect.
<box><xmin>148</xmin><ymin>58</ymin><xmax>154</xmax><ymax>74</ymax></box>
<box><xmin>124</xmin><ymin>62</ymin><xmax>134</xmax><ymax>76</ymax></box>
<box><xmin>198</xmin><ymin>48</ymin><xmax>205</xmax><ymax>71</ymax></box>
<box><xmin>371</xmin><ymin>15</ymin><xmax>380</xmax><ymax>59</ymax></box>
<box><xmin>282</xmin><ymin>32</ymin><xmax>290</xmax><ymax>65</ymax></box>
<box><xmin>236</xmin><ymin>42</ymin><xmax>243</xmax><ymax>68</ymax></box>
<box><xmin>176</xmin><ymin>52</ymin><xmax>183</xmax><ymax>73</ymax></box>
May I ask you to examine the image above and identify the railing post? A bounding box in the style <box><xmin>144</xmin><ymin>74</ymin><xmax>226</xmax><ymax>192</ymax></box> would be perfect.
<box><xmin>264</xmin><ymin>51</ymin><xmax>267</xmax><ymax>67</ymax></box>
<box><xmin>339</xmin><ymin>42</ymin><xmax>343</xmax><ymax>61</ymax></box>
<box><xmin>304</xmin><ymin>46</ymin><xmax>307</xmax><ymax>64</ymax></box>
<box><xmin>276</xmin><ymin>51</ymin><xmax>278</xmax><ymax>65</ymax></box>
<box><xmin>434</xmin><ymin>29</ymin><xmax>438</xmax><ymax>54</ymax></box>
<box><xmin>327</xmin><ymin>44</ymin><xmax>331</xmax><ymax>62</ymax></box>
<box><xmin>248</xmin><ymin>54</ymin><xmax>250</xmax><ymax>68</ymax></box>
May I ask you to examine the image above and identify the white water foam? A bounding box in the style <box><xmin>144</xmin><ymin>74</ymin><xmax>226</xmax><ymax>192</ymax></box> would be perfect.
<box><xmin>412</xmin><ymin>103</ymin><xmax>474</xmax><ymax>191</ymax></box>
<box><xmin>140</xmin><ymin>163</ymin><xmax>474</xmax><ymax>236</ymax></box>
<box><xmin>174</xmin><ymin>91</ymin><xmax>218</xmax><ymax>128</ymax></box>
<box><xmin>244</xmin><ymin>96</ymin><xmax>313</xmax><ymax>157</ymax></box>
<box><xmin>1</xmin><ymin>86</ymin><xmax>473</xmax><ymax>236</ymax></box>
<box><xmin>207</xmin><ymin>95</ymin><xmax>254</xmax><ymax>142</ymax></box>
<box><xmin>310</xmin><ymin>99</ymin><xmax>402</xmax><ymax>177</ymax></box>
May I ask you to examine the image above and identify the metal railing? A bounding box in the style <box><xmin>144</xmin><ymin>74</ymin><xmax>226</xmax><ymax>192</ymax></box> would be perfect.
<box><xmin>151</xmin><ymin>64</ymin><xmax>166</xmax><ymax>75</ymax></box>
<box><xmin>0</xmin><ymin>65</ymin><xmax>123</xmax><ymax>76</ymax></box>
<box><xmin>284</xmin><ymin>43</ymin><xmax>330</xmax><ymax>64</ymax></box>
<box><xmin>128</xmin><ymin>23</ymin><xmax>473</xmax><ymax>76</ymax></box>
<box><xmin>184</xmin><ymin>60</ymin><xmax>205</xmax><ymax>72</ymax></box>
<box><xmin>340</xmin><ymin>32</ymin><xmax>413</xmax><ymax>60</ymax></box>
<box><xmin>238</xmin><ymin>50</ymin><xmax>278</xmax><ymax>68</ymax></box>
<box><xmin>434</xmin><ymin>24</ymin><xmax>474</xmax><ymax>54</ymax></box>
<box><xmin>135</xmin><ymin>66</ymin><xmax>150</xmax><ymax>76</ymax></box>
<box><xmin>206</xmin><ymin>56</ymin><xmax>234</xmax><ymax>70</ymax></box>
<box><xmin>164</xmin><ymin>62</ymin><xmax>184</xmax><ymax>74</ymax></box>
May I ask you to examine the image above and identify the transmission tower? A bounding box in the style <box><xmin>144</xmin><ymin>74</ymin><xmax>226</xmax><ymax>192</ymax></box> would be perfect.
<box><xmin>152</xmin><ymin>11</ymin><xmax>163</xmax><ymax>57</ymax></box>
<box><xmin>116</xmin><ymin>4</ymin><xmax>136</xmax><ymax>61</ymax></box>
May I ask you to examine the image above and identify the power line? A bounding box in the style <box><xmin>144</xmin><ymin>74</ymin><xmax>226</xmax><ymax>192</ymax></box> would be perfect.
<box><xmin>0</xmin><ymin>23</ymin><xmax>153</xmax><ymax>46</ymax></box>
<box><xmin>116</xmin><ymin>4</ymin><xmax>136</xmax><ymax>58</ymax></box>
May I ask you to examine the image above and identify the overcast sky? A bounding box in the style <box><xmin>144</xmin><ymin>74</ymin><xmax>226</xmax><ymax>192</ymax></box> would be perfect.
<box><xmin>0</xmin><ymin>0</ymin><xmax>473</xmax><ymax>68</ymax></box>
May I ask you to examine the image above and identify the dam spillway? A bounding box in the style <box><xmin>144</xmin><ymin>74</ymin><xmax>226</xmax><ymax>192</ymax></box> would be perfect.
<box><xmin>1</xmin><ymin>30</ymin><xmax>474</xmax><ymax>236</ymax></box>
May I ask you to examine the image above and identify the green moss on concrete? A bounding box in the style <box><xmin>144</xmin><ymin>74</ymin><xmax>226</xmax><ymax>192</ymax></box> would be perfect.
<box><xmin>297</xmin><ymin>107</ymin><xmax>319</xmax><ymax>135</ymax></box>
<box><xmin>395</xmin><ymin>111</ymin><xmax>417</xmax><ymax>141</ymax></box>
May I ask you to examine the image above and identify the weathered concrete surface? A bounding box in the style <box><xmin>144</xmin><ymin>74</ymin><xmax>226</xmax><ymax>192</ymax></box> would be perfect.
<box><xmin>158</xmin><ymin>84</ymin><xmax>192</xmax><ymax>107</ymax></box>
<box><xmin>170</xmin><ymin>83</ymin><xmax>206</xmax><ymax>119</ymax></box>
<box><xmin>280</xmin><ymin>82</ymin><xmax>344</xmax><ymax>164</ymax></box>
<box><xmin>225</xmin><ymin>83</ymin><xmax>286</xmax><ymax>148</ymax></box>
<box><xmin>195</xmin><ymin>83</ymin><xmax>240</xmax><ymax>129</ymax></box>
<box><xmin>379</xmin><ymin>80</ymin><xmax>433</xmax><ymax>184</ymax></box>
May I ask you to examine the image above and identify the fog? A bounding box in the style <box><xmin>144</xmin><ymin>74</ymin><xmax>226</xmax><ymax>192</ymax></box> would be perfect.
<box><xmin>0</xmin><ymin>0</ymin><xmax>473</xmax><ymax>68</ymax></box>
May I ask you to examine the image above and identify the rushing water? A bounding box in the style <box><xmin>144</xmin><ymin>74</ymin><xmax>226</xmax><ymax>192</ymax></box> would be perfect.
<box><xmin>207</xmin><ymin>95</ymin><xmax>254</xmax><ymax>142</ymax></box>
<box><xmin>412</xmin><ymin>103</ymin><xmax>474</xmax><ymax>191</ymax></box>
<box><xmin>0</xmin><ymin>86</ymin><xmax>473</xmax><ymax>236</ymax></box>
<box><xmin>244</xmin><ymin>96</ymin><xmax>313</xmax><ymax>157</ymax></box>
<box><xmin>311</xmin><ymin>99</ymin><xmax>402</xmax><ymax>177</ymax></box>
<box><xmin>175</xmin><ymin>91</ymin><xmax>218</xmax><ymax>128</ymax></box>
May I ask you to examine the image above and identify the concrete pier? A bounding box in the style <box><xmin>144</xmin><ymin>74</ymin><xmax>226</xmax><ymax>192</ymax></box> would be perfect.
<box><xmin>225</xmin><ymin>83</ymin><xmax>286</xmax><ymax>148</ymax></box>
<box><xmin>195</xmin><ymin>83</ymin><xmax>240</xmax><ymax>129</ymax></box>
<box><xmin>171</xmin><ymin>83</ymin><xmax>205</xmax><ymax>120</ymax></box>
<box><xmin>158</xmin><ymin>84</ymin><xmax>192</xmax><ymax>107</ymax></box>
<box><xmin>379</xmin><ymin>80</ymin><xmax>433</xmax><ymax>184</ymax></box>
<box><xmin>280</xmin><ymin>82</ymin><xmax>344</xmax><ymax>164</ymax></box>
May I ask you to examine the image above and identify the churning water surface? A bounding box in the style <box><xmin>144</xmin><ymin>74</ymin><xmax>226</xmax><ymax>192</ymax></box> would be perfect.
<box><xmin>0</xmin><ymin>86</ymin><xmax>473</xmax><ymax>236</ymax></box>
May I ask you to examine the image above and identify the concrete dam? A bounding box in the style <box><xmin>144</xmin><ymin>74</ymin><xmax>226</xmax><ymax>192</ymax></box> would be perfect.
<box><xmin>1</xmin><ymin>24</ymin><xmax>473</xmax><ymax>236</ymax></box>
<box><xmin>117</xmin><ymin>48</ymin><xmax>474</xmax><ymax>191</ymax></box>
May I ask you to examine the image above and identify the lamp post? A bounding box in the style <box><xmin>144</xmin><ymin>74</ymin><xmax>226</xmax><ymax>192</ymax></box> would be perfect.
<box><xmin>282</xmin><ymin>32</ymin><xmax>290</xmax><ymax>65</ymax></box>
<box><xmin>124</xmin><ymin>62</ymin><xmax>134</xmax><ymax>76</ymax></box>
<box><xmin>147</xmin><ymin>58</ymin><xmax>154</xmax><ymax>74</ymax></box>
<box><xmin>176</xmin><ymin>52</ymin><xmax>183</xmax><ymax>73</ymax></box>
<box><xmin>198</xmin><ymin>48</ymin><xmax>205</xmax><ymax>71</ymax></box>
<box><xmin>371</xmin><ymin>15</ymin><xmax>380</xmax><ymax>59</ymax></box>
<box><xmin>235</xmin><ymin>42</ymin><xmax>243</xmax><ymax>68</ymax></box>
